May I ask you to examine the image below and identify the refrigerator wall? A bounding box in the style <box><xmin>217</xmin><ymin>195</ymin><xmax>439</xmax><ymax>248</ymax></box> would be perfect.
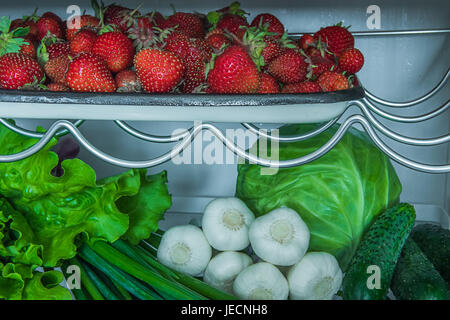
<box><xmin>4</xmin><ymin>0</ymin><xmax>449</xmax><ymax>213</ymax></box>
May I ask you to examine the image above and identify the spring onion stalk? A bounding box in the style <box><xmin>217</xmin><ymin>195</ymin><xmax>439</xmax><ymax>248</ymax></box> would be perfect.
<box><xmin>89</xmin><ymin>263</ymin><xmax>133</xmax><ymax>300</ymax></box>
<box><xmin>80</xmin><ymin>260</ymin><xmax>121</xmax><ymax>300</ymax></box>
<box><xmin>79</xmin><ymin>244</ymin><xmax>162</xmax><ymax>300</ymax></box>
<box><xmin>112</xmin><ymin>239</ymin><xmax>228</xmax><ymax>300</ymax></box>
<box><xmin>111</xmin><ymin>279</ymin><xmax>133</xmax><ymax>300</ymax></box>
<box><xmin>85</xmin><ymin>241</ymin><xmax>206</xmax><ymax>300</ymax></box>
<box><xmin>112</xmin><ymin>240</ymin><xmax>179</xmax><ymax>281</ymax></box>
<box><xmin>135</xmin><ymin>243</ymin><xmax>237</xmax><ymax>300</ymax></box>
<box><xmin>65</xmin><ymin>258</ymin><xmax>105</xmax><ymax>300</ymax></box>
<box><xmin>110</xmin><ymin>240</ymin><xmax>183</xmax><ymax>300</ymax></box>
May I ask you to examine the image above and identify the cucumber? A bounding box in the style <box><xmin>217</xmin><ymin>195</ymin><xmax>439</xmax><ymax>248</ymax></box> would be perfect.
<box><xmin>391</xmin><ymin>237</ymin><xmax>450</xmax><ymax>300</ymax></box>
<box><xmin>411</xmin><ymin>223</ymin><xmax>450</xmax><ymax>284</ymax></box>
<box><xmin>342</xmin><ymin>203</ymin><xmax>416</xmax><ymax>300</ymax></box>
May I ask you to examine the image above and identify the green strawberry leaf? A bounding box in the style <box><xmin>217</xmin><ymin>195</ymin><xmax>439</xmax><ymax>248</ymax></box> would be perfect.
<box><xmin>0</xmin><ymin>16</ymin><xmax>12</xmax><ymax>34</ymax></box>
<box><xmin>11</xmin><ymin>26</ymin><xmax>30</xmax><ymax>38</ymax></box>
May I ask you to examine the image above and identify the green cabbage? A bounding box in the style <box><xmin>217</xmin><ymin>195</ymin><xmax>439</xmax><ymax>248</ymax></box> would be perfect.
<box><xmin>236</xmin><ymin>124</ymin><xmax>402</xmax><ymax>270</ymax></box>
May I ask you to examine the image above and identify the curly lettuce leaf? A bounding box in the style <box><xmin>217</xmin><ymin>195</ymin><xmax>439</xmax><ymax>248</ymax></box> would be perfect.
<box><xmin>22</xmin><ymin>270</ymin><xmax>72</xmax><ymax>300</ymax></box>
<box><xmin>0</xmin><ymin>262</ymin><xmax>25</xmax><ymax>300</ymax></box>
<box><xmin>236</xmin><ymin>124</ymin><xmax>402</xmax><ymax>270</ymax></box>
<box><xmin>0</xmin><ymin>123</ymin><xmax>142</xmax><ymax>266</ymax></box>
<box><xmin>116</xmin><ymin>170</ymin><xmax>172</xmax><ymax>245</ymax></box>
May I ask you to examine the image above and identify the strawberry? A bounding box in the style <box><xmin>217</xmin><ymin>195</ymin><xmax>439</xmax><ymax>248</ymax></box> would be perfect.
<box><xmin>44</xmin><ymin>53</ymin><xmax>71</xmax><ymax>84</ymax></box>
<box><xmin>162</xmin><ymin>12</ymin><xmax>205</xmax><ymax>38</ymax></box>
<box><xmin>10</xmin><ymin>19</ymin><xmax>38</xmax><ymax>42</ymax></box>
<box><xmin>66</xmin><ymin>53</ymin><xmax>116</xmax><ymax>92</ymax></box>
<box><xmin>104</xmin><ymin>4</ymin><xmax>134</xmax><ymax>32</ymax></box>
<box><xmin>47</xmin><ymin>42</ymin><xmax>70</xmax><ymax>59</ymax></box>
<box><xmin>298</xmin><ymin>34</ymin><xmax>314</xmax><ymax>50</ymax></box>
<box><xmin>127</xmin><ymin>15</ymin><xmax>156</xmax><ymax>50</ymax></box>
<box><xmin>182</xmin><ymin>64</ymin><xmax>208</xmax><ymax>93</ymax></box>
<box><xmin>46</xmin><ymin>82</ymin><xmax>69</xmax><ymax>91</ymax></box>
<box><xmin>313</xmin><ymin>24</ymin><xmax>354</xmax><ymax>56</ymax></box>
<box><xmin>257</xmin><ymin>72</ymin><xmax>280</xmax><ymax>93</ymax></box>
<box><xmin>206</xmin><ymin>33</ymin><xmax>231</xmax><ymax>51</ymax></box>
<box><xmin>134</xmin><ymin>49</ymin><xmax>184</xmax><ymax>93</ymax></box>
<box><xmin>267</xmin><ymin>49</ymin><xmax>307</xmax><ymax>84</ymax></box>
<box><xmin>41</xmin><ymin>12</ymin><xmax>64</xmax><ymax>28</ymax></box>
<box><xmin>338</xmin><ymin>48</ymin><xmax>364</xmax><ymax>73</ymax></box>
<box><xmin>216</xmin><ymin>14</ymin><xmax>249</xmax><ymax>38</ymax></box>
<box><xmin>164</xmin><ymin>36</ymin><xmax>211</xmax><ymax>93</ymax></box>
<box><xmin>261</xmin><ymin>37</ymin><xmax>283</xmax><ymax>65</ymax></box>
<box><xmin>307</xmin><ymin>55</ymin><xmax>337</xmax><ymax>78</ymax></box>
<box><xmin>37</xmin><ymin>16</ymin><xmax>63</xmax><ymax>41</ymax></box>
<box><xmin>70</xmin><ymin>29</ymin><xmax>97</xmax><ymax>54</ymax></box>
<box><xmin>251</xmin><ymin>14</ymin><xmax>284</xmax><ymax>38</ymax></box>
<box><xmin>92</xmin><ymin>31</ymin><xmax>135</xmax><ymax>73</ymax></box>
<box><xmin>1</xmin><ymin>16</ymin><xmax>35</xmax><ymax>57</ymax></box>
<box><xmin>20</xmin><ymin>35</ymin><xmax>37</xmax><ymax>58</ymax></box>
<box><xmin>317</xmin><ymin>71</ymin><xmax>349</xmax><ymax>92</ymax></box>
<box><xmin>207</xmin><ymin>45</ymin><xmax>260</xmax><ymax>94</ymax></box>
<box><xmin>66</xmin><ymin>15</ymin><xmax>100</xmax><ymax>41</ymax></box>
<box><xmin>281</xmin><ymin>81</ymin><xmax>321</xmax><ymax>93</ymax></box>
<box><xmin>115</xmin><ymin>69</ymin><xmax>141</xmax><ymax>92</ymax></box>
<box><xmin>0</xmin><ymin>53</ymin><xmax>43</xmax><ymax>89</ymax></box>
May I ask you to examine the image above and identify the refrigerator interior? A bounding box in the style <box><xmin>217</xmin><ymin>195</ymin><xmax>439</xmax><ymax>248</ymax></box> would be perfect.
<box><xmin>2</xmin><ymin>0</ymin><xmax>449</xmax><ymax>222</ymax></box>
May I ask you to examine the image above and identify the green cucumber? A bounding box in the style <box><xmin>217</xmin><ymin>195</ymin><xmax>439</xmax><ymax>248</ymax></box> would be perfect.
<box><xmin>391</xmin><ymin>237</ymin><xmax>449</xmax><ymax>300</ymax></box>
<box><xmin>342</xmin><ymin>203</ymin><xmax>416</xmax><ymax>300</ymax></box>
<box><xmin>411</xmin><ymin>223</ymin><xmax>450</xmax><ymax>284</ymax></box>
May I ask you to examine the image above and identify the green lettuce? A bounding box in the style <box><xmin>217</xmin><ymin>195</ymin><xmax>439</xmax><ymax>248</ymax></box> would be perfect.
<box><xmin>116</xmin><ymin>170</ymin><xmax>172</xmax><ymax>245</ymax></box>
<box><xmin>236</xmin><ymin>124</ymin><xmax>402</xmax><ymax>270</ymax></box>
<box><xmin>0</xmin><ymin>122</ymin><xmax>171</xmax><ymax>267</ymax></box>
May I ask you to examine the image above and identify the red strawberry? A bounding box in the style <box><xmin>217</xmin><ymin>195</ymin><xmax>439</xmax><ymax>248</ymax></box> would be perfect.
<box><xmin>317</xmin><ymin>71</ymin><xmax>349</xmax><ymax>92</ymax></box>
<box><xmin>37</xmin><ymin>16</ymin><xmax>63</xmax><ymax>41</ymax></box>
<box><xmin>162</xmin><ymin>12</ymin><xmax>205</xmax><ymax>38</ymax></box>
<box><xmin>66</xmin><ymin>53</ymin><xmax>115</xmax><ymax>92</ymax></box>
<box><xmin>66</xmin><ymin>15</ymin><xmax>100</xmax><ymax>41</ymax></box>
<box><xmin>298</xmin><ymin>34</ymin><xmax>314</xmax><ymax>50</ymax></box>
<box><xmin>207</xmin><ymin>45</ymin><xmax>260</xmax><ymax>94</ymax></box>
<box><xmin>127</xmin><ymin>14</ymin><xmax>156</xmax><ymax>50</ymax></box>
<box><xmin>313</xmin><ymin>24</ymin><xmax>354</xmax><ymax>56</ymax></box>
<box><xmin>115</xmin><ymin>69</ymin><xmax>141</xmax><ymax>92</ymax></box>
<box><xmin>10</xmin><ymin>20</ymin><xmax>39</xmax><ymax>42</ymax></box>
<box><xmin>47</xmin><ymin>82</ymin><xmax>69</xmax><ymax>91</ymax></box>
<box><xmin>0</xmin><ymin>53</ymin><xmax>44</xmax><ymax>89</ymax></box>
<box><xmin>257</xmin><ymin>72</ymin><xmax>280</xmax><ymax>93</ymax></box>
<box><xmin>70</xmin><ymin>29</ymin><xmax>97</xmax><ymax>54</ymax></box>
<box><xmin>20</xmin><ymin>35</ymin><xmax>37</xmax><ymax>58</ymax></box>
<box><xmin>261</xmin><ymin>37</ymin><xmax>284</xmax><ymax>65</ymax></box>
<box><xmin>92</xmin><ymin>31</ymin><xmax>135</xmax><ymax>73</ymax></box>
<box><xmin>307</xmin><ymin>56</ymin><xmax>337</xmax><ymax>78</ymax></box>
<box><xmin>41</xmin><ymin>12</ymin><xmax>64</xmax><ymax>27</ymax></box>
<box><xmin>217</xmin><ymin>14</ymin><xmax>249</xmax><ymax>38</ymax></box>
<box><xmin>338</xmin><ymin>48</ymin><xmax>364</xmax><ymax>73</ymax></box>
<box><xmin>47</xmin><ymin>42</ymin><xmax>70</xmax><ymax>59</ymax></box>
<box><xmin>251</xmin><ymin>14</ymin><xmax>284</xmax><ymax>38</ymax></box>
<box><xmin>104</xmin><ymin>5</ymin><xmax>134</xmax><ymax>33</ymax></box>
<box><xmin>282</xmin><ymin>81</ymin><xmax>321</xmax><ymax>93</ymax></box>
<box><xmin>267</xmin><ymin>50</ymin><xmax>307</xmax><ymax>84</ymax></box>
<box><xmin>44</xmin><ymin>53</ymin><xmax>71</xmax><ymax>84</ymax></box>
<box><xmin>206</xmin><ymin>33</ymin><xmax>231</xmax><ymax>51</ymax></box>
<box><xmin>134</xmin><ymin>49</ymin><xmax>184</xmax><ymax>93</ymax></box>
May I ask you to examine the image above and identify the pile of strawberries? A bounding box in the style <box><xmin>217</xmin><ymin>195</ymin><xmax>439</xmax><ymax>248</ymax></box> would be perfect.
<box><xmin>0</xmin><ymin>2</ymin><xmax>364</xmax><ymax>94</ymax></box>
